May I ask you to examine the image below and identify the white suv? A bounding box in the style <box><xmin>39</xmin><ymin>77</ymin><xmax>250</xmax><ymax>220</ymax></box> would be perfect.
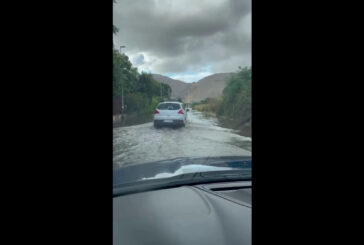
<box><xmin>153</xmin><ymin>102</ymin><xmax>188</xmax><ymax>128</ymax></box>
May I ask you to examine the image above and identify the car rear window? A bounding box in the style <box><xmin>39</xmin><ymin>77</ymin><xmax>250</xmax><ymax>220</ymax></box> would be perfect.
<box><xmin>157</xmin><ymin>103</ymin><xmax>181</xmax><ymax>110</ymax></box>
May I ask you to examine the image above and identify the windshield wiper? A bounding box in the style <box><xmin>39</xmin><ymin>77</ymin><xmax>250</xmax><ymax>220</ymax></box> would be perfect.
<box><xmin>113</xmin><ymin>169</ymin><xmax>251</xmax><ymax>197</ymax></box>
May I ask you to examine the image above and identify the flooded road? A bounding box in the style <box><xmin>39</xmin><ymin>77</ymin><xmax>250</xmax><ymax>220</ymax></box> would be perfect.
<box><xmin>113</xmin><ymin>110</ymin><xmax>251</xmax><ymax>168</ymax></box>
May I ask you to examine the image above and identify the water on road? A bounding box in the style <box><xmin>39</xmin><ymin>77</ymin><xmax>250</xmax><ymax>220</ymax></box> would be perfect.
<box><xmin>113</xmin><ymin>110</ymin><xmax>251</xmax><ymax>168</ymax></box>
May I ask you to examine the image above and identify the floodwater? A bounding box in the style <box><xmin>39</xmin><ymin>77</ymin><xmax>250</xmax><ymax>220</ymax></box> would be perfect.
<box><xmin>113</xmin><ymin>110</ymin><xmax>251</xmax><ymax>168</ymax></box>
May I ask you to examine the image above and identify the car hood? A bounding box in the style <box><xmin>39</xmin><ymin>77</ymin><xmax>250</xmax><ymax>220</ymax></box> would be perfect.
<box><xmin>113</xmin><ymin>156</ymin><xmax>251</xmax><ymax>186</ymax></box>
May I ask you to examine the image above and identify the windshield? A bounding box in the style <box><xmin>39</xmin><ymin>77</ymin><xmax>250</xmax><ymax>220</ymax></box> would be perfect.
<box><xmin>113</xmin><ymin>0</ymin><xmax>251</xmax><ymax>186</ymax></box>
<box><xmin>157</xmin><ymin>103</ymin><xmax>181</xmax><ymax>110</ymax></box>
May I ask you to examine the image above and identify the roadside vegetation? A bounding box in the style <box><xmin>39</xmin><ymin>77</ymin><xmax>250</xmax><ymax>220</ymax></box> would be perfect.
<box><xmin>113</xmin><ymin>16</ymin><xmax>171</xmax><ymax>115</ymax></box>
<box><xmin>192</xmin><ymin>67</ymin><xmax>251</xmax><ymax>135</ymax></box>
<box><xmin>192</xmin><ymin>98</ymin><xmax>222</xmax><ymax>116</ymax></box>
<box><xmin>113</xmin><ymin>50</ymin><xmax>171</xmax><ymax>114</ymax></box>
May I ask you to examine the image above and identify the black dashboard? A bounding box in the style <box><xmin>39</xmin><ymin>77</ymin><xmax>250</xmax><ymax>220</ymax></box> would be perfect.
<box><xmin>113</xmin><ymin>181</ymin><xmax>251</xmax><ymax>245</ymax></box>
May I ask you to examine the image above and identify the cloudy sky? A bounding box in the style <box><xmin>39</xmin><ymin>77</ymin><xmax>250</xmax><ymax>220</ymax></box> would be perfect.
<box><xmin>113</xmin><ymin>0</ymin><xmax>251</xmax><ymax>83</ymax></box>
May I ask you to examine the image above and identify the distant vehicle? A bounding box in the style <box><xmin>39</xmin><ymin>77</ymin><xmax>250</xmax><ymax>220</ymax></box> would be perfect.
<box><xmin>154</xmin><ymin>101</ymin><xmax>187</xmax><ymax>128</ymax></box>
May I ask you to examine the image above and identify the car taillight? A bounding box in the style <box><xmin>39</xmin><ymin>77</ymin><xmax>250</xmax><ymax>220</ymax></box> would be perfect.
<box><xmin>178</xmin><ymin>109</ymin><xmax>184</xmax><ymax>114</ymax></box>
<box><xmin>154</xmin><ymin>110</ymin><xmax>160</xmax><ymax>114</ymax></box>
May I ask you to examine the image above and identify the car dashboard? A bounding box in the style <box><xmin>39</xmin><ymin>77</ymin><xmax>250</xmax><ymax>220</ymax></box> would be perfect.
<box><xmin>113</xmin><ymin>181</ymin><xmax>251</xmax><ymax>245</ymax></box>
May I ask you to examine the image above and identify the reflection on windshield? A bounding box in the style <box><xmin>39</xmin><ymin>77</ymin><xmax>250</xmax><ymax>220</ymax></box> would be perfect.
<box><xmin>113</xmin><ymin>156</ymin><xmax>251</xmax><ymax>187</ymax></box>
<box><xmin>141</xmin><ymin>164</ymin><xmax>235</xmax><ymax>180</ymax></box>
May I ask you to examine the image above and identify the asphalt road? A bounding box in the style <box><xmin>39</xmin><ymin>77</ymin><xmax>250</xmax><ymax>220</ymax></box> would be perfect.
<box><xmin>113</xmin><ymin>109</ymin><xmax>251</xmax><ymax>168</ymax></box>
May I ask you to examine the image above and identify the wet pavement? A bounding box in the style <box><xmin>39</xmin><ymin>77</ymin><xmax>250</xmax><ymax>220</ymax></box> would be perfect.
<box><xmin>113</xmin><ymin>110</ymin><xmax>251</xmax><ymax>168</ymax></box>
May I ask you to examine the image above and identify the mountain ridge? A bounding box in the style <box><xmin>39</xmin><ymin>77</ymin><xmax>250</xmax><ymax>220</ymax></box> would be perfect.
<box><xmin>152</xmin><ymin>72</ymin><xmax>234</xmax><ymax>103</ymax></box>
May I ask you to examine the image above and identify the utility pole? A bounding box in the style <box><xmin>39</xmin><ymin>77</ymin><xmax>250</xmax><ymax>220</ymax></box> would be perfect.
<box><xmin>119</xmin><ymin>87</ymin><xmax>124</xmax><ymax>120</ymax></box>
<box><xmin>122</xmin><ymin>87</ymin><xmax>124</xmax><ymax>110</ymax></box>
<box><xmin>160</xmin><ymin>83</ymin><xmax>163</xmax><ymax>99</ymax></box>
<box><xmin>119</xmin><ymin>45</ymin><xmax>126</xmax><ymax>120</ymax></box>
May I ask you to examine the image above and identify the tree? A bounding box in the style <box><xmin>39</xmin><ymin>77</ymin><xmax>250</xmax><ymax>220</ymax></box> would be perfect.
<box><xmin>113</xmin><ymin>50</ymin><xmax>173</xmax><ymax>114</ymax></box>
<box><xmin>113</xmin><ymin>25</ymin><xmax>119</xmax><ymax>35</ymax></box>
<box><xmin>113</xmin><ymin>50</ymin><xmax>137</xmax><ymax>96</ymax></box>
<box><xmin>113</xmin><ymin>0</ymin><xmax>119</xmax><ymax>34</ymax></box>
<box><xmin>113</xmin><ymin>0</ymin><xmax>119</xmax><ymax>50</ymax></box>
<box><xmin>218</xmin><ymin>67</ymin><xmax>251</xmax><ymax>121</ymax></box>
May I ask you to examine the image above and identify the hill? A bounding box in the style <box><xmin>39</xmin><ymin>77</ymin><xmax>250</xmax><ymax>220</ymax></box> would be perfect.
<box><xmin>151</xmin><ymin>74</ymin><xmax>192</xmax><ymax>100</ymax></box>
<box><xmin>152</xmin><ymin>73</ymin><xmax>234</xmax><ymax>103</ymax></box>
<box><xmin>184</xmin><ymin>73</ymin><xmax>233</xmax><ymax>103</ymax></box>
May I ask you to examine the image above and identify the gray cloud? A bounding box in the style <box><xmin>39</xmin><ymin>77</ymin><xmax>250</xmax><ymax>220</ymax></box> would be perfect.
<box><xmin>132</xmin><ymin>53</ymin><xmax>145</xmax><ymax>66</ymax></box>
<box><xmin>113</xmin><ymin>0</ymin><xmax>251</xmax><ymax>77</ymax></box>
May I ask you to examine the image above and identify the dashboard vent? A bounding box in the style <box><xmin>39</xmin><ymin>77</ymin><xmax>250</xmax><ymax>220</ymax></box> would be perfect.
<box><xmin>197</xmin><ymin>181</ymin><xmax>251</xmax><ymax>207</ymax></box>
